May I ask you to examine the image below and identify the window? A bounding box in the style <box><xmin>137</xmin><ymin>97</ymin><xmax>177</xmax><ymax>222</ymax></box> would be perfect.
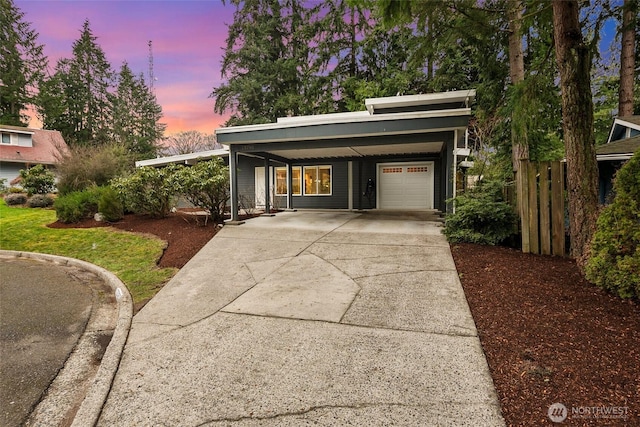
<box><xmin>304</xmin><ymin>166</ymin><xmax>331</xmax><ymax>195</ymax></box>
<box><xmin>275</xmin><ymin>166</ymin><xmax>302</xmax><ymax>196</ymax></box>
<box><xmin>1</xmin><ymin>133</ymin><xmax>11</xmax><ymax>144</ymax></box>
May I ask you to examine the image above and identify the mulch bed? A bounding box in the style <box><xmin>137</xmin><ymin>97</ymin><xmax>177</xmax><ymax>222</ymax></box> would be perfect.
<box><xmin>48</xmin><ymin>211</ymin><xmax>221</xmax><ymax>269</ymax></box>
<box><xmin>451</xmin><ymin>243</ymin><xmax>640</xmax><ymax>426</ymax></box>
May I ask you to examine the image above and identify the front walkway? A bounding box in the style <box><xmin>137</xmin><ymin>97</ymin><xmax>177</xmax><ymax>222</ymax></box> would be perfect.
<box><xmin>98</xmin><ymin>211</ymin><xmax>504</xmax><ymax>426</ymax></box>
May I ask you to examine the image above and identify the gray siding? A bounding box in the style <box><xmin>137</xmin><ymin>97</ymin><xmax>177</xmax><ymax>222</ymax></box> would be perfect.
<box><xmin>0</xmin><ymin>162</ymin><xmax>25</xmax><ymax>184</ymax></box>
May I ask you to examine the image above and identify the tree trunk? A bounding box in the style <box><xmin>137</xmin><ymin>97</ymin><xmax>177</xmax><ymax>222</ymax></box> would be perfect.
<box><xmin>619</xmin><ymin>0</ymin><xmax>636</xmax><ymax>117</ymax></box>
<box><xmin>552</xmin><ymin>0</ymin><xmax>600</xmax><ymax>266</ymax></box>
<box><xmin>507</xmin><ymin>0</ymin><xmax>529</xmax><ymax>235</ymax></box>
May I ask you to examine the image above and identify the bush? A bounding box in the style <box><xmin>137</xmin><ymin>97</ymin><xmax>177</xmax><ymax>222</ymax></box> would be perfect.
<box><xmin>8</xmin><ymin>186</ymin><xmax>24</xmax><ymax>194</ymax></box>
<box><xmin>444</xmin><ymin>180</ymin><xmax>517</xmax><ymax>245</ymax></box>
<box><xmin>56</xmin><ymin>144</ymin><xmax>134</xmax><ymax>195</ymax></box>
<box><xmin>4</xmin><ymin>193</ymin><xmax>27</xmax><ymax>206</ymax></box>
<box><xmin>19</xmin><ymin>164</ymin><xmax>56</xmax><ymax>195</ymax></box>
<box><xmin>54</xmin><ymin>187</ymin><xmax>104</xmax><ymax>223</ymax></box>
<box><xmin>27</xmin><ymin>194</ymin><xmax>54</xmax><ymax>208</ymax></box>
<box><xmin>98</xmin><ymin>186</ymin><xmax>124</xmax><ymax>222</ymax></box>
<box><xmin>174</xmin><ymin>158</ymin><xmax>230</xmax><ymax>223</ymax></box>
<box><xmin>586</xmin><ymin>151</ymin><xmax>640</xmax><ymax>299</ymax></box>
<box><xmin>111</xmin><ymin>165</ymin><xmax>181</xmax><ymax>218</ymax></box>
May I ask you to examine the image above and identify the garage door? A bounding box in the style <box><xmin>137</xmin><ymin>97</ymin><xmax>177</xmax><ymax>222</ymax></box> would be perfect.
<box><xmin>377</xmin><ymin>162</ymin><xmax>434</xmax><ymax>210</ymax></box>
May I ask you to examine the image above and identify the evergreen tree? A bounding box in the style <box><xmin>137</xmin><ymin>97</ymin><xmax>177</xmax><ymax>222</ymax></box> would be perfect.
<box><xmin>38</xmin><ymin>20</ymin><xmax>113</xmax><ymax>145</ymax></box>
<box><xmin>0</xmin><ymin>0</ymin><xmax>47</xmax><ymax>126</ymax></box>
<box><xmin>111</xmin><ymin>62</ymin><xmax>165</xmax><ymax>159</ymax></box>
<box><xmin>213</xmin><ymin>0</ymin><xmax>320</xmax><ymax>125</ymax></box>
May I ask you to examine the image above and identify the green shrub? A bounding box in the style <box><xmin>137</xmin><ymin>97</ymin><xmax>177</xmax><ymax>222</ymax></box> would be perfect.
<box><xmin>174</xmin><ymin>158</ymin><xmax>230</xmax><ymax>223</ymax></box>
<box><xmin>444</xmin><ymin>180</ymin><xmax>517</xmax><ymax>245</ymax></box>
<box><xmin>586</xmin><ymin>151</ymin><xmax>640</xmax><ymax>299</ymax></box>
<box><xmin>19</xmin><ymin>164</ymin><xmax>56</xmax><ymax>195</ymax></box>
<box><xmin>98</xmin><ymin>186</ymin><xmax>124</xmax><ymax>222</ymax></box>
<box><xmin>111</xmin><ymin>165</ymin><xmax>181</xmax><ymax>218</ymax></box>
<box><xmin>8</xmin><ymin>186</ymin><xmax>24</xmax><ymax>194</ymax></box>
<box><xmin>54</xmin><ymin>187</ymin><xmax>104</xmax><ymax>223</ymax></box>
<box><xmin>4</xmin><ymin>193</ymin><xmax>27</xmax><ymax>206</ymax></box>
<box><xmin>27</xmin><ymin>194</ymin><xmax>54</xmax><ymax>208</ymax></box>
<box><xmin>56</xmin><ymin>144</ymin><xmax>134</xmax><ymax>195</ymax></box>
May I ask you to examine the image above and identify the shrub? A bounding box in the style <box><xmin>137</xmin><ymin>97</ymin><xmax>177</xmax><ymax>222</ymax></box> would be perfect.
<box><xmin>586</xmin><ymin>151</ymin><xmax>640</xmax><ymax>299</ymax></box>
<box><xmin>111</xmin><ymin>165</ymin><xmax>181</xmax><ymax>218</ymax></box>
<box><xmin>98</xmin><ymin>186</ymin><xmax>124</xmax><ymax>222</ymax></box>
<box><xmin>444</xmin><ymin>180</ymin><xmax>517</xmax><ymax>245</ymax></box>
<box><xmin>19</xmin><ymin>164</ymin><xmax>56</xmax><ymax>195</ymax></box>
<box><xmin>4</xmin><ymin>193</ymin><xmax>27</xmax><ymax>206</ymax></box>
<box><xmin>55</xmin><ymin>144</ymin><xmax>134</xmax><ymax>195</ymax></box>
<box><xmin>8</xmin><ymin>186</ymin><xmax>24</xmax><ymax>194</ymax></box>
<box><xmin>27</xmin><ymin>194</ymin><xmax>54</xmax><ymax>208</ymax></box>
<box><xmin>54</xmin><ymin>187</ymin><xmax>104</xmax><ymax>223</ymax></box>
<box><xmin>174</xmin><ymin>158</ymin><xmax>230</xmax><ymax>223</ymax></box>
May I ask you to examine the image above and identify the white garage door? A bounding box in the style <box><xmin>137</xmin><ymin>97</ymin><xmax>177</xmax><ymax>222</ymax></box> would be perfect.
<box><xmin>377</xmin><ymin>162</ymin><xmax>434</xmax><ymax>210</ymax></box>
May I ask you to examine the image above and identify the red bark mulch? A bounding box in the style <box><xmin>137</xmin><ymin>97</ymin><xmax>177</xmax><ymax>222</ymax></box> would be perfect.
<box><xmin>451</xmin><ymin>243</ymin><xmax>640</xmax><ymax>426</ymax></box>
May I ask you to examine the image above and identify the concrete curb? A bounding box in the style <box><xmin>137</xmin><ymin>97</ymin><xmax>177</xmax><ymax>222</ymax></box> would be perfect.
<box><xmin>0</xmin><ymin>250</ymin><xmax>132</xmax><ymax>427</ymax></box>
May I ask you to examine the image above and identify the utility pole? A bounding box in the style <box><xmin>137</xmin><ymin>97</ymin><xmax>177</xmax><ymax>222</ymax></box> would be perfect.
<box><xmin>148</xmin><ymin>40</ymin><xmax>155</xmax><ymax>94</ymax></box>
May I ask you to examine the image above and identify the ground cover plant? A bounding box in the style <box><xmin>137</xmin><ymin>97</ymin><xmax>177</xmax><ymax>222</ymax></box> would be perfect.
<box><xmin>0</xmin><ymin>199</ymin><xmax>175</xmax><ymax>304</ymax></box>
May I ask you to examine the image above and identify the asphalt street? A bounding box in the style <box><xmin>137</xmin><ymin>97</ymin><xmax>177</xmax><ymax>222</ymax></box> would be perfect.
<box><xmin>0</xmin><ymin>257</ymin><xmax>93</xmax><ymax>427</ymax></box>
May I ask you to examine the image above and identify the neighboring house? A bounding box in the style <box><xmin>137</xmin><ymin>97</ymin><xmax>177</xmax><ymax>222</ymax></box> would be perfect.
<box><xmin>596</xmin><ymin>116</ymin><xmax>640</xmax><ymax>204</ymax></box>
<box><xmin>0</xmin><ymin>125</ymin><xmax>68</xmax><ymax>185</ymax></box>
<box><xmin>216</xmin><ymin>90</ymin><xmax>476</xmax><ymax>220</ymax></box>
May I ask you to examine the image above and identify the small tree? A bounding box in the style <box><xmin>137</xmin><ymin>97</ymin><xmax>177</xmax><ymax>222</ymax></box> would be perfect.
<box><xmin>111</xmin><ymin>165</ymin><xmax>181</xmax><ymax>218</ymax></box>
<box><xmin>19</xmin><ymin>164</ymin><xmax>56</xmax><ymax>195</ymax></box>
<box><xmin>586</xmin><ymin>151</ymin><xmax>640</xmax><ymax>299</ymax></box>
<box><xmin>175</xmin><ymin>158</ymin><xmax>230</xmax><ymax>223</ymax></box>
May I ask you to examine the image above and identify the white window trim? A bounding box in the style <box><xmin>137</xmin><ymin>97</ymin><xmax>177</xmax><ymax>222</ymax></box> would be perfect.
<box><xmin>303</xmin><ymin>165</ymin><xmax>332</xmax><ymax>196</ymax></box>
<box><xmin>274</xmin><ymin>166</ymin><xmax>302</xmax><ymax>196</ymax></box>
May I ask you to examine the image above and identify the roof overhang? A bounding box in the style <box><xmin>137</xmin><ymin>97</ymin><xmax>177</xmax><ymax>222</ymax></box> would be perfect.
<box><xmin>365</xmin><ymin>89</ymin><xmax>476</xmax><ymax>114</ymax></box>
<box><xmin>596</xmin><ymin>153</ymin><xmax>634</xmax><ymax>162</ymax></box>
<box><xmin>135</xmin><ymin>148</ymin><xmax>229</xmax><ymax>168</ymax></box>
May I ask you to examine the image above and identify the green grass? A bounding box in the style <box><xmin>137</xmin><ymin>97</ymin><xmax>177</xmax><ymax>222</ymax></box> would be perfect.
<box><xmin>0</xmin><ymin>200</ymin><xmax>176</xmax><ymax>304</ymax></box>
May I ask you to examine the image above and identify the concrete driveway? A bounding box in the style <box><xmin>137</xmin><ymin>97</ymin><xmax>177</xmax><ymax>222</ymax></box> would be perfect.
<box><xmin>98</xmin><ymin>210</ymin><xmax>504</xmax><ymax>426</ymax></box>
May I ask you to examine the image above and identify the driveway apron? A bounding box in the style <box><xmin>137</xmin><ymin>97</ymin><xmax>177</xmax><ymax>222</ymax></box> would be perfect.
<box><xmin>98</xmin><ymin>211</ymin><xmax>505</xmax><ymax>426</ymax></box>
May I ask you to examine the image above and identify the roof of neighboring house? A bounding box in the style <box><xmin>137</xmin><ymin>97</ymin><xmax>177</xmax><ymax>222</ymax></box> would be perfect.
<box><xmin>618</xmin><ymin>115</ymin><xmax>640</xmax><ymax>127</ymax></box>
<box><xmin>596</xmin><ymin>135</ymin><xmax>640</xmax><ymax>161</ymax></box>
<box><xmin>0</xmin><ymin>125</ymin><xmax>67</xmax><ymax>165</ymax></box>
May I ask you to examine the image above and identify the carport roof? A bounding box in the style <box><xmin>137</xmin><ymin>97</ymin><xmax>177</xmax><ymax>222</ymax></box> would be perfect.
<box><xmin>215</xmin><ymin>91</ymin><xmax>474</xmax><ymax>160</ymax></box>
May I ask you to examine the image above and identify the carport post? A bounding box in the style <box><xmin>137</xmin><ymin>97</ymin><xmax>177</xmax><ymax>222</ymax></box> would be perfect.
<box><xmin>264</xmin><ymin>156</ymin><xmax>271</xmax><ymax>214</ymax></box>
<box><xmin>287</xmin><ymin>162</ymin><xmax>293</xmax><ymax>210</ymax></box>
<box><xmin>230</xmin><ymin>148</ymin><xmax>239</xmax><ymax>221</ymax></box>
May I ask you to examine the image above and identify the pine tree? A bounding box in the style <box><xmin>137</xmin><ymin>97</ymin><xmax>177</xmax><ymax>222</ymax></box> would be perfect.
<box><xmin>38</xmin><ymin>20</ymin><xmax>113</xmax><ymax>145</ymax></box>
<box><xmin>0</xmin><ymin>0</ymin><xmax>47</xmax><ymax>126</ymax></box>
<box><xmin>111</xmin><ymin>62</ymin><xmax>165</xmax><ymax>159</ymax></box>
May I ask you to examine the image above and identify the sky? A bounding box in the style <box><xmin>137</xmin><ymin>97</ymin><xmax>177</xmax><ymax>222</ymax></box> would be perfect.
<box><xmin>17</xmin><ymin>0</ymin><xmax>236</xmax><ymax>136</ymax></box>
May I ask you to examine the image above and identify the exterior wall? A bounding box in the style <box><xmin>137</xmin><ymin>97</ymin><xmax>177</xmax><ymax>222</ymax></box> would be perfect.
<box><xmin>0</xmin><ymin>162</ymin><xmax>26</xmax><ymax>184</ymax></box>
<box><xmin>236</xmin><ymin>153</ymin><xmax>447</xmax><ymax>211</ymax></box>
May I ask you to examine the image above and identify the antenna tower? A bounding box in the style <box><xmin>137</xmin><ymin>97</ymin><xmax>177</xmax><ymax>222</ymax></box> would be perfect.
<box><xmin>148</xmin><ymin>40</ymin><xmax>155</xmax><ymax>93</ymax></box>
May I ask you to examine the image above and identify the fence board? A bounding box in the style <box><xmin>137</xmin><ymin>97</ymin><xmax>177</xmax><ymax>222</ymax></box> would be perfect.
<box><xmin>551</xmin><ymin>161</ymin><xmax>565</xmax><ymax>256</ymax></box>
<box><xmin>539</xmin><ymin>162</ymin><xmax>551</xmax><ymax>255</ymax></box>
<box><xmin>527</xmin><ymin>162</ymin><xmax>539</xmax><ymax>254</ymax></box>
<box><xmin>519</xmin><ymin>160</ymin><xmax>531</xmax><ymax>253</ymax></box>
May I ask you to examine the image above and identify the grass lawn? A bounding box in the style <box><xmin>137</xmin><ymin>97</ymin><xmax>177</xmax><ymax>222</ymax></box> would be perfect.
<box><xmin>0</xmin><ymin>200</ymin><xmax>176</xmax><ymax>303</ymax></box>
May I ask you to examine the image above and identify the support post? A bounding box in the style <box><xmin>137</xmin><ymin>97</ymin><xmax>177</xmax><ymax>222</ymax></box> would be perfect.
<box><xmin>264</xmin><ymin>156</ymin><xmax>271</xmax><ymax>214</ymax></box>
<box><xmin>229</xmin><ymin>147</ymin><xmax>240</xmax><ymax>222</ymax></box>
<box><xmin>287</xmin><ymin>162</ymin><xmax>293</xmax><ymax>210</ymax></box>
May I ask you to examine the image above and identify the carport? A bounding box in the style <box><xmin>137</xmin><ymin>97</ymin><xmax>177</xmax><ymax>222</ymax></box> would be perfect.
<box><xmin>215</xmin><ymin>90</ymin><xmax>476</xmax><ymax>221</ymax></box>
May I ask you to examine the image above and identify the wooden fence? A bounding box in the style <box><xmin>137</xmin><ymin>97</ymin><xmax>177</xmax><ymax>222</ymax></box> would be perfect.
<box><xmin>516</xmin><ymin>160</ymin><xmax>567</xmax><ymax>256</ymax></box>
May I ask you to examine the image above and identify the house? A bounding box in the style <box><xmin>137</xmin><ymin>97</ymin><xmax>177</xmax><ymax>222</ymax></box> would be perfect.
<box><xmin>0</xmin><ymin>125</ymin><xmax>68</xmax><ymax>185</ymax></box>
<box><xmin>597</xmin><ymin>116</ymin><xmax>640</xmax><ymax>203</ymax></box>
<box><xmin>216</xmin><ymin>90</ymin><xmax>476</xmax><ymax>221</ymax></box>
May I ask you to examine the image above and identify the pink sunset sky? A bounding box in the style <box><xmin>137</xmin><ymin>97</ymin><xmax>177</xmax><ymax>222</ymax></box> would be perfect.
<box><xmin>17</xmin><ymin>0</ymin><xmax>236</xmax><ymax>135</ymax></box>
